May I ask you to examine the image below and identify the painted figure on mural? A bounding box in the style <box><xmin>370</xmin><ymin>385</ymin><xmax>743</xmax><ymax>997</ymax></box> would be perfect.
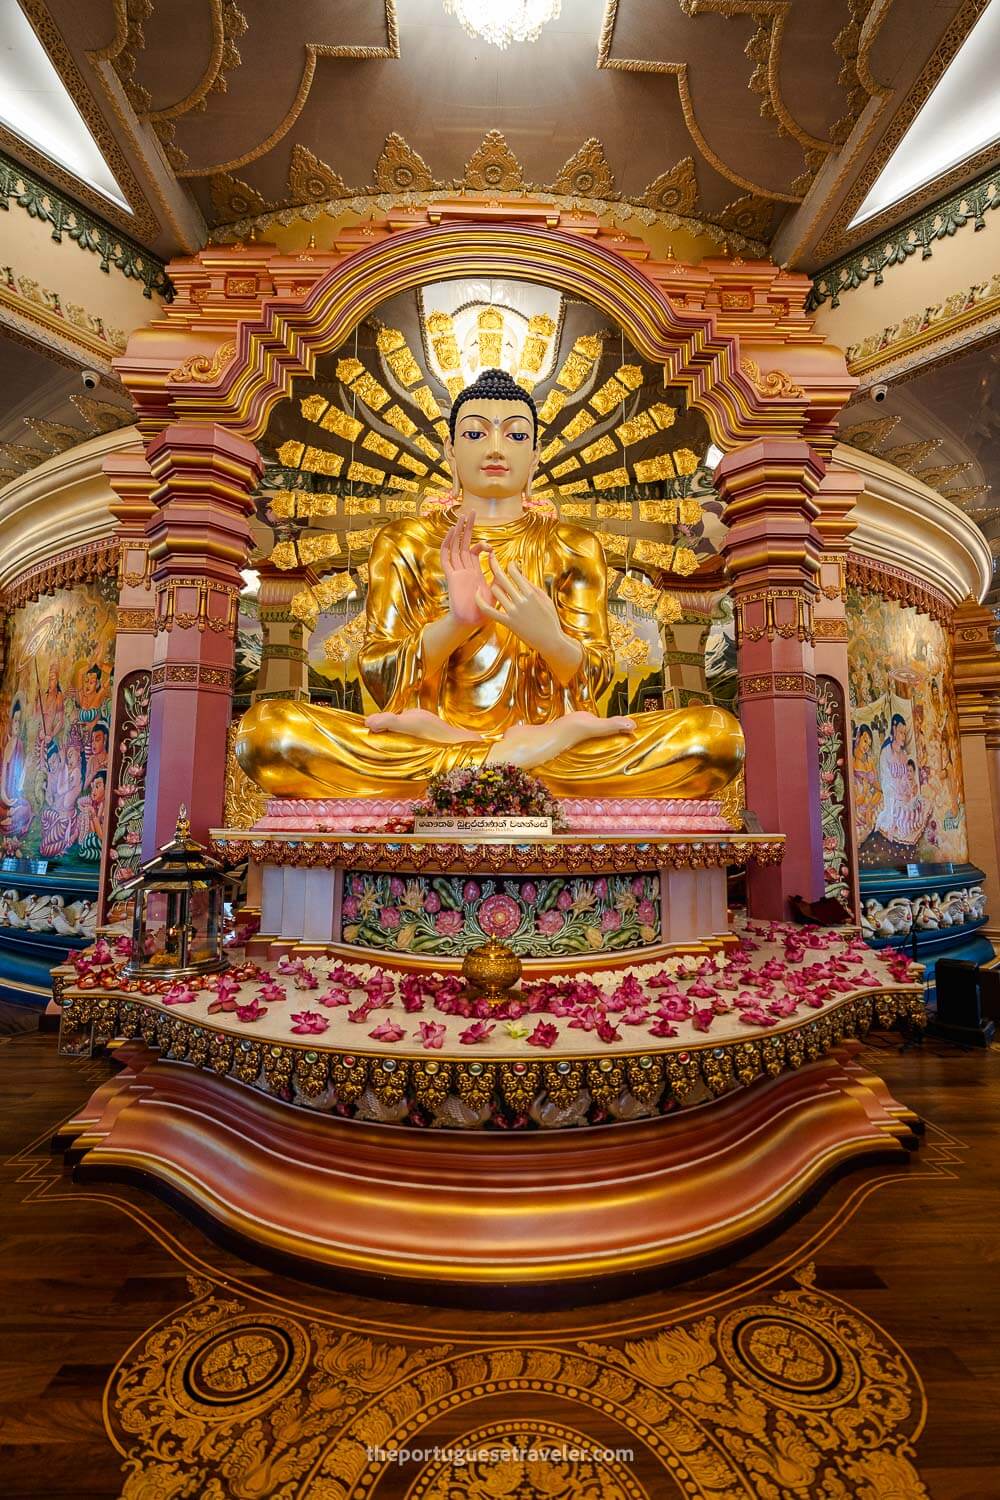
<box><xmin>847</xmin><ymin>588</ymin><xmax>967</xmax><ymax>866</ymax></box>
<box><xmin>84</xmin><ymin>722</ymin><xmax>109</xmax><ymax>789</ymax></box>
<box><xmin>0</xmin><ymin>585</ymin><xmax>117</xmax><ymax>862</ymax></box>
<box><xmin>39</xmin><ymin>663</ymin><xmax>66</xmax><ymax>742</ymax></box>
<box><xmin>0</xmin><ymin>699</ymin><xmax>33</xmax><ymax>839</ymax></box>
<box><xmin>874</xmin><ymin>714</ymin><xmax>929</xmax><ymax>848</ymax></box>
<box><xmin>76</xmin><ymin>769</ymin><xmax>107</xmax><ymax>861</ymax></box>
<box><xmin>237</xmin><ymin>369</ymin><xmax>744</xmax><ymax>801</ymax></box>
<box><xmin>77</xmin><ymin>663</ymin><xmax>109</xmax><ymax>720</ymax></box>
<box><xmin>39</xmin><ymin>733</ymin><xmax>86</xmax><ymax>858</ymax></box>
<box><xmin>851</xmin><ymin>723</ymin><xmax>881</xmax><ymax>843</ymax></box>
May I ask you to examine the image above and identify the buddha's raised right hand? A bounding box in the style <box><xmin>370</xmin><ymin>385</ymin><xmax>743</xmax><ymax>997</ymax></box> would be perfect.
<box><xmin>441</xmin><ymin>512</ymin><xmax>491</xmax><ymax>625</ymax></box>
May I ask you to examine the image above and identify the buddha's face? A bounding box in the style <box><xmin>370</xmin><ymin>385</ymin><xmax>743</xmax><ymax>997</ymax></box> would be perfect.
<box><xmin>444</xmin><ymin>398</ymin><xmax>539</xmax><ymax>500</ymax></box>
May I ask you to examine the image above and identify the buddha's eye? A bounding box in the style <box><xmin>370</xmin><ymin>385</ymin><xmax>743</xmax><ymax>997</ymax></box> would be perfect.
<box><xmin>508</xmin><ymin>431</ymin><xmax>530</xmax><ymax>442</ymax></box>
<box><xmin>462</xmin><ymin>429</ymin><xmax>486</xmax><ymax>440</ymax></box>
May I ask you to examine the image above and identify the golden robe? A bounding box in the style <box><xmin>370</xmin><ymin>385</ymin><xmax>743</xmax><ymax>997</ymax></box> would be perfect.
<box><xmin>236</xmin><ymin>507</ymin><xmax>744</xmax><ymax>800</ymax></box>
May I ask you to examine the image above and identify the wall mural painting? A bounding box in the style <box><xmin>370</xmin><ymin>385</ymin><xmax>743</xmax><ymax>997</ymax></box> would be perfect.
<box><xmin>847</xmin><ymin>588</ymin><xmax>966</xmax><ymax>868</ymax></box>
<box><xmin>0</xmin><ymin>583</ymin><xmax>116</xmax><ymax>865</ymax></box>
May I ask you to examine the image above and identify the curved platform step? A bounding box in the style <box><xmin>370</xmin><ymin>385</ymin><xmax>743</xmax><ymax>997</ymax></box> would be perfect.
<box><xmin>57</xmin><ymin>1039</ymin><xmax>920</xmax><ymax>1298</ymax></box>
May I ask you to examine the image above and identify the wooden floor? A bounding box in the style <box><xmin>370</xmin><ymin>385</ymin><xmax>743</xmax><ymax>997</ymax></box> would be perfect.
<box><xmin>1</xmin><ymin>1021</ymin><xmax>998</xmax><ymax>1499</ymax></box>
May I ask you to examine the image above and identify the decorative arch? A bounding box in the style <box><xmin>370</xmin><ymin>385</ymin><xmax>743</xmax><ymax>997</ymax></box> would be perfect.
<box><xmin>114</xmin><ymin>202</ymin><xmax>854</xmax><ymax>452</ymax></box>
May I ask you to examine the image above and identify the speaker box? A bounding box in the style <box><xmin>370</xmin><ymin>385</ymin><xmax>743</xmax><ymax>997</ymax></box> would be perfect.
<box><xmin>931</xmin><ymin>959</ymin><xmax>996</xmax><ymax>1047</ymax></box>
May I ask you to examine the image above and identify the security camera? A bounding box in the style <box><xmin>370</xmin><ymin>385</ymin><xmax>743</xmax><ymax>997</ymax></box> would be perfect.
<box><xmin>81</xmin><ymin>369</ymin><xmax>101</xmax><ymax>391</ymax></box>
<box><xmin>871</xmin><ymin>382</ymin><xmax>889</xmax><ymax>403</ymax></box>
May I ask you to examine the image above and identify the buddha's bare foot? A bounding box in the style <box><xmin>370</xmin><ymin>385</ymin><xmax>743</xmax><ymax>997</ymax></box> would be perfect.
<box><xmin>561</xmin><ymin>710</ymin><xmax>636</xmax><ymax>738</ymax></box>
<box><xmin>365</xmin><ymin>709</ymin><xmax>484</xmax><ymax>744</ymax></box>
<box><xmin>486</xmin><ymin>712</ymin><xmax>636</xmax><ymax>770</ymax></box>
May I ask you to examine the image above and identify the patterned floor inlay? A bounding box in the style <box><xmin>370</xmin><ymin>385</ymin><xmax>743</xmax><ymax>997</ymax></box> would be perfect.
<box><xmin>108</xmin><ymin>1263</ymin><xmax>929</xmax><ymax>1499</ymax></box>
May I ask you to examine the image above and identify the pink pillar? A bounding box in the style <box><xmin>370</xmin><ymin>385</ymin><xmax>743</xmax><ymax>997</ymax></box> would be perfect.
<box><xmin>717</xmin><ymin>440</ymin><xmax>826</xmax><ymax>919</ymax></box>
<box><xmin>142</xmin><ymin>424</ymin><xmax>262</xmax><ymax>855</ymax></box>
<box><xmin>98</xmin><ymin>447</ymin><xmax>158</xmax><ymax>919</ymax></box>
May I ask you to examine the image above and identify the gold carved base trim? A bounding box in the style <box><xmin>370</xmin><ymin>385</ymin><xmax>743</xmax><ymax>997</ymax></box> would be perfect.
<box><xmin>59</xmin><ymin>1039</ymin><xmax>919</xmax><ymax>1288</ymax></box>
<box><xmin>210</xmin><ymin>828</ymin><xmax>786</xmax><ymax>873</ymax></box>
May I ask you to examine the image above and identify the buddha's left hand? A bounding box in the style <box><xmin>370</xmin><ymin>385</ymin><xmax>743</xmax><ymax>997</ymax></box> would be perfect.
<box><xmin>477</xmin><ymin>555</ymin><xmax>583</xmax><ymax>684</ymax></box>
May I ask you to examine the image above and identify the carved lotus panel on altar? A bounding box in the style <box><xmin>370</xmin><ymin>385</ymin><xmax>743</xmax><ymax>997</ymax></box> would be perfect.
<box><xmin>341</xmin><ymin>871</ymin><xmax>661</xmax><ymax>957</ymax></box>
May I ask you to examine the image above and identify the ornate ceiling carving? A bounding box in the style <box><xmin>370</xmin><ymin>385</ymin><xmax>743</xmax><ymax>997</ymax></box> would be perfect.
<box><xmin>24</xmin><ymin>0</ymin><xmax>974</xmax><ymax>261</ymax></box>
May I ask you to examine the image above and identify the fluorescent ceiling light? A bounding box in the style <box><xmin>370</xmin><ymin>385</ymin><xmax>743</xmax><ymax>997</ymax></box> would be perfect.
<box><xmin>848</xmin><ymin>0</ymin><xmax>1000</xmax><ymax>230</ymax></box>
<box><xmin>0</xmin><ymin>1</ymin><xmax>130</xmax><ymax>213</ymax></box>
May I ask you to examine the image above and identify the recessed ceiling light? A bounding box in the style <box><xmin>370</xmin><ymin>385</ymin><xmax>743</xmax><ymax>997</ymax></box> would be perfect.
<box><xmin>0</xmin><ymin>0</ymin><xmax>130</xmax><ymax>213</ymax></box>
<box><xmin>848</xmin><ymin>0</ymin><xmax>1000</xmax><ymax>230</ymax></box>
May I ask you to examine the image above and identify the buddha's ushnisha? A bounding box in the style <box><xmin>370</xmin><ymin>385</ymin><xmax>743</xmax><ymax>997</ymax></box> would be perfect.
<box><xmin>236</xmin><ymin>369</ymin><xmax>744</xmax><ymax>799</ymax></box>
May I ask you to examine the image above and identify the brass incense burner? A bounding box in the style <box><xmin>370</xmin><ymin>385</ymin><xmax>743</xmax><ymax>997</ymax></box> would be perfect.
<box><xmin>462</xmin><ymin>937</ymin><xmax>522</xmax><ymax>1003</ymax></box>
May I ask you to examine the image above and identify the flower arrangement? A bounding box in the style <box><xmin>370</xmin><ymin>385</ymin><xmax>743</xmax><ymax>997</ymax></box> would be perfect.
<box><xmin>413</xmin><ymin>762</ymin><xmax>567</xmax><ymax>829</ymax></box>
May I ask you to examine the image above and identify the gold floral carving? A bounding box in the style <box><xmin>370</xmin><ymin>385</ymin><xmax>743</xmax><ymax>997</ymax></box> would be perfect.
<box><xmin>59</xmin><ymin>987</ymin><xmax>924</xmax><ymax>1123</ymax></box>
<box><xmin>150</xmin><ymin>663</ymin><xmax>235</xmax><ymax>689</ymax></box>
<box><xmin>117</xmin><ymin>607</ymin><xmax>156</xmax><ymax>633</ymax></box>
<box><xmin>740</xmin><ymin>672</ymin><xmax>817</xmax><ymax>697</ymax></box>
<box><xmin>150</xmin><ymin>1</ymin><xmax>247</xmax><ymax>121</ymax></box>
<box><xmin>208</xmin><ymin>136</ymin><xmax>766</xmax><ymax>253</ymax></box>
<box><xmin>0</xmin><ymin>264</ymin><xmax>128</xmax><ymax>358</ymax></box>
<box><xmin>224</xmin><ymin>722</ymin><xmax>267</xmax><ymax>829</ymax></box>
<box><xmin>740</xmin><ymin>356</ymin><xmax>805</xmax><ymax>399</ymax></box>
<box><xmin>209</xmin><ymin>832</ymin><xmax>785</xmax><ymax>875</ymax></box>
<box><xmin>716</xmin><ymin>192</ymin><xmax>776</xmax><ymax>241</ymax></box>
<box><xmin>845</xmin><ymin>272</ymin><xmax>1000</xmax><ymax>379</ymax></box>
<box><xmin>461</xmin><ymin>131</ymin><xmax>525</xmax><ymax>193</ymax></box>
<box><xmin>103</xmin><ymin>1262</ymin><xmax>932</xmax><ymax>1498</ymax></box>
<box><xmin>641</xmin><ymin>156</ymin><xmax>698</xmax><ymax>215</ymax></box>
<box><xmin>167</xmin><ymin>340</ymin><xmax>237</xmax><ymax>384</ymax></box>
<box><xmin>813</xmin><ymin>617</ymin><xmax>849</xmax><ymax>641</ymax></box>
<box><xmin>815</xmin><ymin>0</ymin><xmax>990</xmax><ymax>257</ymax></box>
<box><xmin>0</xmin><ymin>539</ymin><xmax>118</xmax><ymax>612</ymax></box>
<box><xmin>552</xmin><ymin>137</ymin><xmax>617</xmax><ymax>200</ymax></box>
<box><xmin>373</xmin><ymin>131</ymin><xmax>438</xmax><ymax>194</ymax></box>
<box><xmin>597</xmin><ymin>0</ymin><xmax>801</xmax><ymax>203</ymax></box>
<box><xmin>719</xmin><ymin>767</ymin><xmax>746</xmax><ymax>830</ymax></box>
<box><xmin>14</xmin><ymin>0</ymin><xmax>157</xmax><ymax>239</ymax></box>
<box><xmin>210</xmin><ymin>171</ymin><xmax>266</xmax><ymax>222</ymax></box>
<box><xmin>846</xmin><ymin>557</ymin><xmax>952</xmax><ymax>623</ymax></box>
<box><xmin>412</xmin><ymin>1424</ymin><xmax>649</xmax><ymax>1499</ymax></box>
<box><xmin>287</xmin><ymin>143</ymin><xmax>349</xmax><ymax>203</ymax></box>
<box><xmin>177</xmin><ymin>6</ymin><xmax>402</xmax><ymax>177</ymax></box>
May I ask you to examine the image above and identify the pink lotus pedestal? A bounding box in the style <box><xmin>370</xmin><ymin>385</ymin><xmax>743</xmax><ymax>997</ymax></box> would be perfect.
<box><xmin>253</xmin><ymin>795</ymin><xmax>734</xmax><ymax>835</ymax></box>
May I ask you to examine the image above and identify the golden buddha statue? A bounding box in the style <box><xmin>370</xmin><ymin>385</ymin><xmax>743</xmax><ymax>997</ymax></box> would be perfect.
<box><xmin>237</xmin><ymin>369</ymin><xmax>743</xmax><ymax>802</ymax></box>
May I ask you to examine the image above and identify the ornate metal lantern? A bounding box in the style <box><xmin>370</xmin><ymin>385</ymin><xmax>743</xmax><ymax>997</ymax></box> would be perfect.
<box><xmin>121</xmin><ymin>806</ymin><xmax>228</xmax><ymax>978</ymax></box>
